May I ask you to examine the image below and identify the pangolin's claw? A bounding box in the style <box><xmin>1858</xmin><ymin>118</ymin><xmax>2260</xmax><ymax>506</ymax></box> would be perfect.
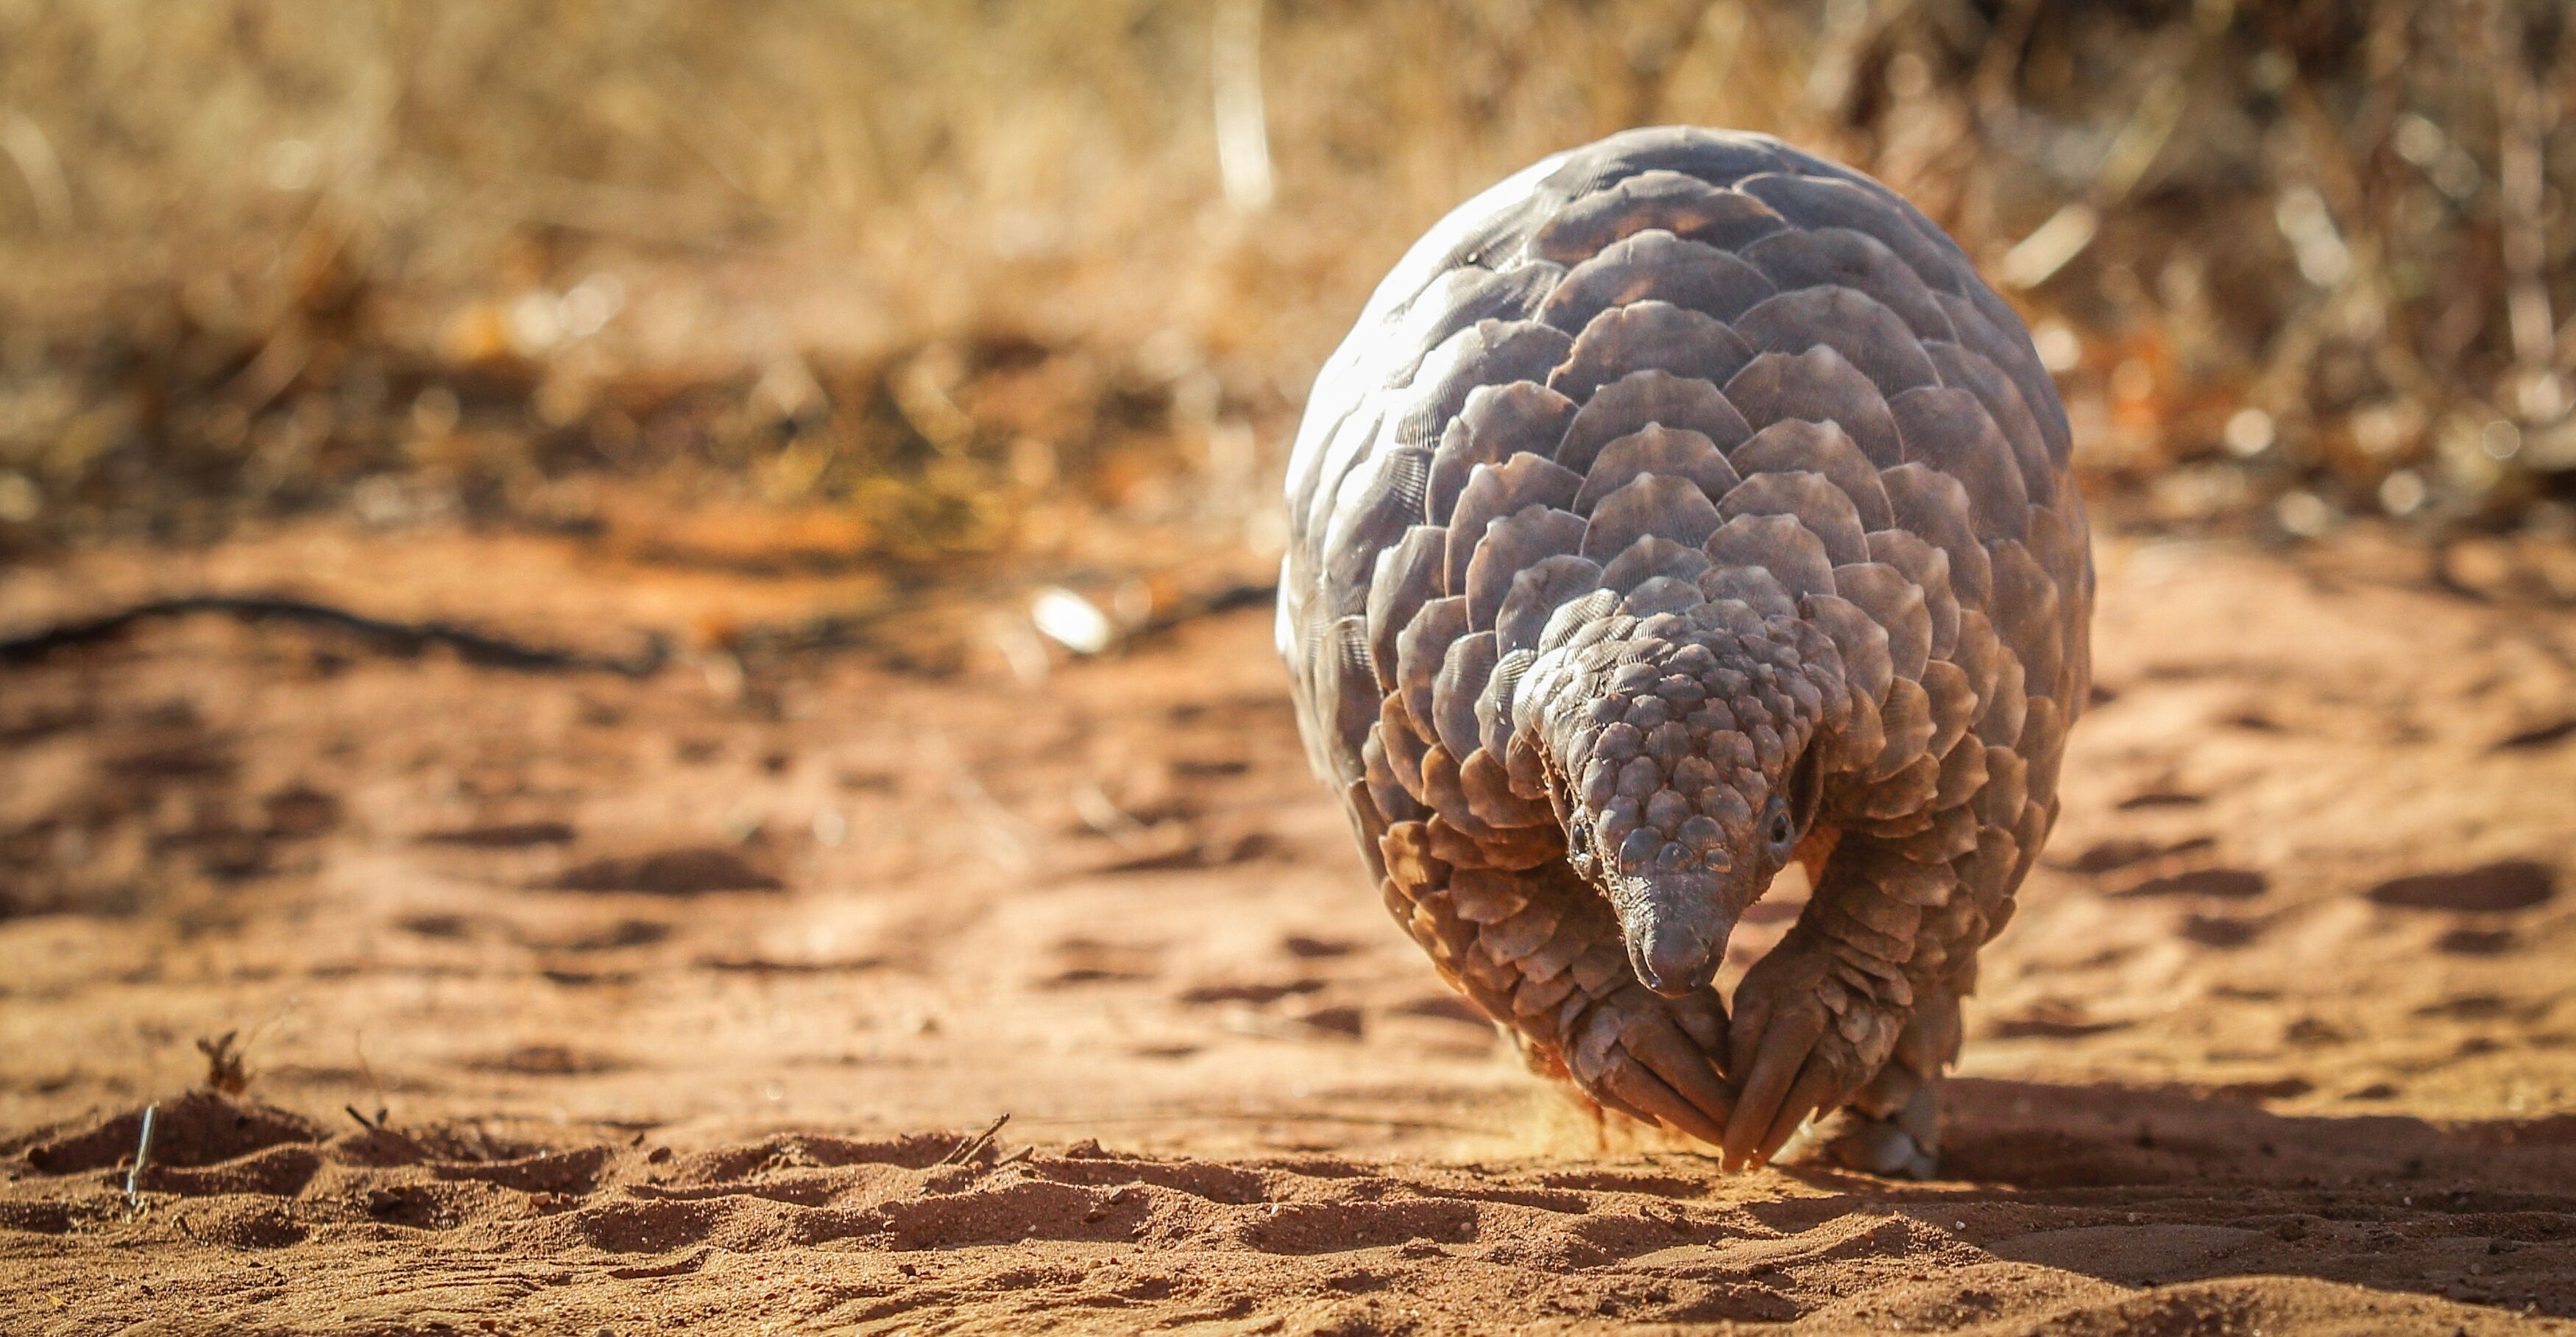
<box><xmin>1722</xmin><ymin>993</ymin><xmax>1828</xmax><ymax>1169</ymax></box>
<box><xmin>1572</xmin><ymin>991</ymin><xmax>1733</xmax><ymax>1146</ymax></box>
<box><xmin>1721</xmin><ymin>942</ymin><xmax>1896</xmax><ymax>1170</ymax></box>
<box><xmin>1620</xmin><ymin>1009</ymin><xmax>1733</xmax><ymax>1132</ymax></box>
<box><xmin>1759</xmin><ymin>1062</ymin><xmax>1852</xmax><ymax>1165</ymax></box>
<box><xmin>1581</xmin><ymin>1075</ymin><xmax>1663</xmax><ymax>1130</ymax></box>
<box><xmin>1597</xmin><ymin>1053</ymin><xmax>1727</xmax><ymax>1145</ymax></box>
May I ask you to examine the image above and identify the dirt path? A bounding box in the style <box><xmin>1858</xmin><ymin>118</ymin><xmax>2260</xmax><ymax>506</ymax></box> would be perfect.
<box><xmin>2</xmin><ymin>526</ymin><xmax>2572</xmax><ymax>1334</ymax></box>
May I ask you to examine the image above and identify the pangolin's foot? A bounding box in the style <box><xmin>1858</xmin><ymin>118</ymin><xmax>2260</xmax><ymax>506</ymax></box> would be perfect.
<box><xmin>1720</xmin><ymin>939</ymin><xmax>1905</xmax><ymax>1170</ymax></box>
<box><xmin>1563</xmin><ymin>984</ymin><xmax>1734</xmax><ymax>1146</ymax></box>
<box><xmin>1779</xmin><ymin>989</ymin><xmax>1957</xmax><ymax>1178</ymax></box>
<box><xmin>1793</xmin><ymin>1077</ymin><xmax>1941</xmax><ymax>1179</ymax></box>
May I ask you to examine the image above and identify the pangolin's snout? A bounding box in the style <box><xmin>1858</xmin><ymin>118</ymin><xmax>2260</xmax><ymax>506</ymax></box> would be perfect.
<box><xmin>1610</xmin><ymin>872</ymin><xmax>1735</xmax><ymax>997</ymax></box>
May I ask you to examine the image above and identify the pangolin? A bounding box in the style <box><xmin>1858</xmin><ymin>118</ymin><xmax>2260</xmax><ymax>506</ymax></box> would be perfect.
<box><xmin>1278</xmin><ymin>127</ymin><xmax>2091</xmax><ymax>1175</ymax></box>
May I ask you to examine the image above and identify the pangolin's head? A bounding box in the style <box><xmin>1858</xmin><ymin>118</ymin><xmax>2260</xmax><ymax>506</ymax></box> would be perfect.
<box><xmin>1521</xmin><ymin>603</ymin><xmax>1841</xmax><ymax>997</ymax></box>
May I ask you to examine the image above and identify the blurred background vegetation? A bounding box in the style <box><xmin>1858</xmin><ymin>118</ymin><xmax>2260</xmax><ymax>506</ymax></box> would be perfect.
<box><xmin>1</xmin><ymin>0</ymin><xmax>2570</xmax><ymax>596</ymax></box>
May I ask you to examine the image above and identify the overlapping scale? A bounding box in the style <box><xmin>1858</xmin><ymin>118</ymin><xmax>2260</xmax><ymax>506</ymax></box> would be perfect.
<box><xmin>1891</xmin><ymin>388</ymin><xmax>2029</xmax><ymax>542</ymax></box>
<box><xmin>1429</xmin><ymin>381</ymin><xmax>1578</xmax><ymax>521</ymax></box>
<box><xmin>1393</xmin><ymin>320</ymin><xmax>1574</xmax><ymax>449</ymax></box>
<box><xmin>1530</xmin><ymin>171</ymin><xmax>1786</xmax><ymax>264</ymax></box>
<box><xmin>1395</xmin><ymin>263</ymin><xmax>1563</xmax><ymax>365</ymax></box>
<box><xmin>1735</xmin><ymin>172</ymin><xmax>1972</xmax><ymax>300</ymax></box>
<box><xmin>1733</xmin><ymin>286</ymin><xmax>1939</xmax><ymax>396</ymax></box>
<box><xmin>1705</xmin><ymin>512</ymin><xmax>1837</xmax><ymax>603</ymax></box>
<box><xmin>1742</xmin><ymin>227</ymin><xmax>1954</xmax><ymax>342</ymax></box>
<box><xmin>1984</xmin><ymin>538</ymin><xmax>2064</xmax><ymax>696</ymax></box>
<box><xmin>1716</xmin><ymin>470</ymin><xmax>1869</xmax><ymax>568</ymax></box>
<box><xmin>1464</xmin><ymin>507</ymin><xmax>1586</xmax><ymax>629</ymax></box>
<box><xmin>1446</xmin><ymin>457</ymin><xmax>1582</xmax><ymax>590</ymax></box>
<box><xmin>1546</xmin><ymin>301</ymin><xmax>1755</xmax><ymax>403</ymax></box>
<box><xmin>1934</xmin><ymin>291</ymin><xmax>2070</xmax><ymax>468</ymax></box>
<box><xmin>1732</xmin><ymin>420</ymin><xmax>1892</xmax><ymax>530</ymax></box>
<box><xmin>1830</xmin><ymin>562</ymin><xmax>1932</xmax><ymax>682</ymax></box>
<box><xmin>1724</xmin><ymin>348</ymin><xmax>1904</xmax><ymax>467</ymax></box>
<box><xmin>1582</xmin><ymin>475</ymin><xmax>1726</xmax><ymax>560</ymax></box>
<box><xmin>1319</xmin><ymin>446</ymin><xmax>1430</xmax><ymax>626</ymax></box>
<box><xmin>1560</xmin><ymin>370</ymin><xmax>1753</xmax><ymax>471</ymax></box>
<box><xmin>1922</xmin><ymin>342</ymin><xmax>2053</xmax><ymax>509</ymax></box>
<box><xmin>1864</xmin><ymin>529</ymin><xmax>1959</xmax><ymax>659</ymax></box>
<box><xmin>1535</xmin><ymin>129</ymin><xmax>1790</xmax><ymax>196</ymax></box>
<box><xmin>1540</xmin><ymin>230</ymin><xmax>1778</xmax><ymax>333</ymax></box>
<box><xmin>1574</xmin><ymin>426</ymin><xmax>1741</xmax><ymax>513</ymax></box>
<box><xmin>1365</xmin><ymin>526</ymin><xmax>1447</xmax><ymax>692</ymax></box>
<box><xmin>1395</xmin><ymin>595</ymin><xmax>1469</xmax><ymax>753</ymax></box>
<box><xmin>1493</xmin><ymin>555</ymin><xmax>1604</xmax><ymax>657</ymax></box>
<box><xmin>1432</xmin><ymin>631</ymin><xmax>1501</xmax><ymax>762</ymax></box>
<box><xmin>1877</xmin><ymin>464</ymin><xmax>1994</xmax><ymax>607</ymax></box>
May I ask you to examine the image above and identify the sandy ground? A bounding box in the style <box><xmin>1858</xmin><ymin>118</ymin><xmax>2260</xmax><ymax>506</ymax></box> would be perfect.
<box><xmin>1</xmin><ymin>523</ymin><xmax>2573</xmax><ymax>1335</ymax></box>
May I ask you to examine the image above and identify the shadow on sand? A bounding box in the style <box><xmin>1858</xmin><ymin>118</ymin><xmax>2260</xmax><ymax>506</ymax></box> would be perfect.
<box><xmin>1761</xmin><ymin>1078</ymin><xmax>2576</xmax><ymax>1316</ymax></box>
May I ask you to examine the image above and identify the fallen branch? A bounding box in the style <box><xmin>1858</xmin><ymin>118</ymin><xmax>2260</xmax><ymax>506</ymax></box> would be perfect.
<box><xmin>0</xmin><ymin>594</ymin><xmax>668</xmax><ymax>677</ymax></box>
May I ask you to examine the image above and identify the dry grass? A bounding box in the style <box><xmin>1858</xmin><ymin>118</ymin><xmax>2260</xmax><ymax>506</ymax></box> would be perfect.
<box><xmin>0</xmin><ymin>0</ymin><xmax>2569</xmax><ymax>570</ymax></box>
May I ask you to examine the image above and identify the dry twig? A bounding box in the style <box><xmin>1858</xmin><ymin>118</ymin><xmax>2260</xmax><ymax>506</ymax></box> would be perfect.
<box><xmin>934</xmin><ymin>1113</ymin><xmax>1010</xmax><ymax>1167</ymax></box>
<box><xmin>124</xmin><ymin>1104</ymin><xmax>158</xmax><ymax>1212</ymax></box>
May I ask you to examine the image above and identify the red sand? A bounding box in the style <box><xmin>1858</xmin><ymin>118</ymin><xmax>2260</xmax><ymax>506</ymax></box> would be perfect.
<box><xmin>2</xmin><ymin>526</ymin><xmax>2572</xmax><ymax>1334</ymax></box>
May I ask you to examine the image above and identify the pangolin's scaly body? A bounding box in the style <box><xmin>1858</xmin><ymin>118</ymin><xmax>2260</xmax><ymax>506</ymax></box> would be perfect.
<box><xmin>1277</xmin><ymin>127</ymin><xmax>2092</xmax><ymax>1174</ymax></box>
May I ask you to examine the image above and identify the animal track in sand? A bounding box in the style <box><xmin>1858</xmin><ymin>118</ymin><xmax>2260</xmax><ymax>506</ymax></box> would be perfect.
<box><xmin>2115</xmin><ymin>867</ymin><xmax>2270</xmax><ymax>900</ymax></box>
<box><xmin>415</xmin><ymin>820</ymin><xmax>577</xmax><ymax>847</ymax></box>
<box><xmin>2063</xmin><ymin>835</ymin><xmax>2218</xmax><ymax>875</ymax></box>
<box><xmin>542</xmin><ymin>846</ymin><xmax>785</xmax><ymax>895</ymax></box>
<box><xmin>2366</xmin><ymin>860</ymin><xmax>2556</xmax><ymax>913</ymax></box>
<box><xmin>2176</xmin><ymin>913</ymin><xmax>2268</xmax><ymax>948</ymax></box>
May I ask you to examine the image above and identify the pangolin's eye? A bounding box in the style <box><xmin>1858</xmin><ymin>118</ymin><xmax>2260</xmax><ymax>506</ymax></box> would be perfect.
<box><xmin>1763</xmin><ymin>798</ymin><xmax>1797</xmax><ymax>859</ymax></box>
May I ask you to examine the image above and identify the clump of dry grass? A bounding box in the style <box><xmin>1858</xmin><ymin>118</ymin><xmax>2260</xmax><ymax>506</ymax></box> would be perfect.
<box><xmin>0</xmin><ymin>1</ymin><xmax>2567</xmax><ymax>567</ymax></box>
<box><xmin>195</xmin><ymin>1031</ymin><xmax>250</xmax><ymax>1096</ymax></box>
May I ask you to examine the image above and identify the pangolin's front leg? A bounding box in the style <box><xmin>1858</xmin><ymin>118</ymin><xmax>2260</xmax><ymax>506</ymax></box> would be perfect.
<box><xmin>1800</xmin><ymin>986</ymin><xmax>1958</xmax><ymax>1178</ymax></box>
<box><xmin>1720</xmin><ymin>830</ymin><xmax>1956</xmax><ymax>1169</ymax></box>
<box><xmin>1802</xmin><ymin>789</ymin><xmax>2056</xmax><ymax>1174</ymax></box>
<box><xmin>1374</xmin><ymin>815</ymin><xmax>1735</xmax><ymax>1144</ymax></box>
<box><xmin>1725</xmin><ymin>787</ymin><xmax>2059</xmax><ymax>1172</ymax></box>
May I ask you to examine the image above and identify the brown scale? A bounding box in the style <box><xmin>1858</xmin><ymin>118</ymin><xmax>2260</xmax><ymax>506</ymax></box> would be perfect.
<box><xmin>1280</xmin><ymin>127</ymin><xmax>2090</xmax><ymax>1177</ymax></box>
